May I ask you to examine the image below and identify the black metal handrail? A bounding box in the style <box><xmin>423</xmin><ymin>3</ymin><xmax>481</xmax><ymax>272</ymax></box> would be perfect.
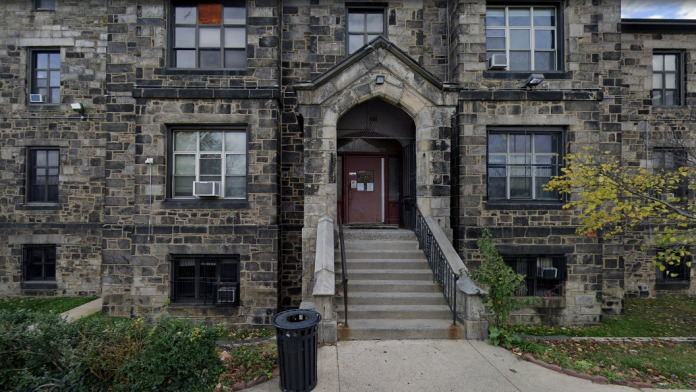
<box><xmin>415</xmin><ymin>208</ymin><xmax>460</xmax><ymax>326</ymax></box>
<box><xmin>338</xmin><ymin>211</ymin><xmax>348</xmax><ymax>326</ymax></box>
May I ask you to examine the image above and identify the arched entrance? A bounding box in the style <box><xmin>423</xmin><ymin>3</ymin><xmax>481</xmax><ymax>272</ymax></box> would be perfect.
<box><xmin>337</xmin><ymin>99</ymin><xmax>416</xmax><ymax>226</ymax></box>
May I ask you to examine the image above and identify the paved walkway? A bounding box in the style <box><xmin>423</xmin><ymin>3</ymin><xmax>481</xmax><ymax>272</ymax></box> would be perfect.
<box><xmin>247</xmin><ymin>339</ymin><xmax>696</xmax><ymax>392</ymax></box>
<box><xmin>59</xmin><ymin>297</ymin><xmax>102</xmax><ymax>322</ymax></box>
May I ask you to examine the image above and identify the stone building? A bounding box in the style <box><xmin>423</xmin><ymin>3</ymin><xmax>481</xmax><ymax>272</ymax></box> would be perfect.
<box><xmin>0</xmin><ymin>0</ymin><xmax>693</xmax><ymax>334</ymax></box>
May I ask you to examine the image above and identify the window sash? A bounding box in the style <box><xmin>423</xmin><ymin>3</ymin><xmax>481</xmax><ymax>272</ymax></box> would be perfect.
<box><xmin>35</xmin><ymin>0</ymin><xmax>56</xmax><ymax>9</ymax></box>
<box><xmin>488</xmin><ymin>132</ymin><xmax>562</xmax><ymax>201</ymax></box>
<box><xmin>653</xmin><ymin>148</ymin><xmax>688</xmax><ymax>199</ymax></box>
<box><xmin>31</xmin><ymin>50</ymin><xmax>60</xmax><ymax>104</ymax></box>
<box><xmin>652</xmin><ymin>53</ymin><xmax>681</xmax><ymax>106</ymax></box>
<box><xmin>171</xmin><ymin>2</ymin><xmax>247</xmax><ymax>69</ymax></box>
<box><xmin>347</xmin><ymin>8</ymin><xmax>385</xmax><ymax>54</ymax></box>
<box><xmin>24</xmin><ymin>245</ymin><xmax>57</xmax><ymax>281</ymax></box>
<box><xmin>503</xmin><ymin>255</ymin><xmax>566</xmax><ymax>297</ymax></box>
<box><xmin>486</xmin><ymin>6</ymin><xmax>558</xmax><ymax>71</ymax></box>
<box><xmin>28</xmin><ymin>149</ymin><xmax>59</xmax><ymax>203</ymax></box>
<box><xmin>171</xmin><ymin>256</ymin><xmax>239</xmax><ymax>302</ymax></box>
<box><xmin>172</xmin><ymin>130</ymin><xmax>247</xmax><ymax>199</ymax></box>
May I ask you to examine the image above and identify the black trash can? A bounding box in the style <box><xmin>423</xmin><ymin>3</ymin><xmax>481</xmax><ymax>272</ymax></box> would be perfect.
<box><xmin>272</xmin><ymin>309</ymin><xmax>322</xmax><ymax>392</ymax></box>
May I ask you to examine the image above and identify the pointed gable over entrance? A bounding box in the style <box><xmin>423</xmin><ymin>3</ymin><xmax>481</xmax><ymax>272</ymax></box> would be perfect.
<box><xmin>294</xmin><ymin>36</ymin><xmax>460</xmax><ymax>307</ymax></box>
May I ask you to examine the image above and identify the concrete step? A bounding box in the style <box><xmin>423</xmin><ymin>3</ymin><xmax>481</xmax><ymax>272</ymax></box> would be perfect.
<box><xmin>342</xmin><ymin>228</ymin><xmax>417</xmax><ymax>242</ymax></box>
<box><xmin>342</xmin><ymin>240</ymin><xmax>419</xmax><ymax>251</ymax></box>
<box><xmin>343</xmin><ymin>249</ymin><xmax>425</xmax><ymax>259</ymax></box>
<box><xmin>336</xmin><ymin>259</ymin><xmax>431</xmax><ymax>270</ymax></box>
<box><xmin>338</xmin><ymin>304</ymin><xmax>452</xmax><ymax>320</ymax></box>
<box><xmin>338</xmin><ymin>319</ymin><xmax>462</xmax><ymax>340</ymax></box>
<box><xmin>347</xmin><ymin>279</ymin><xmax>441</xmax><ymax>293</ymax></box>
<box><xmin>342</xmin><ymin>268</ymin><xmax>435</xmax><ymax>281</ymax></box>
<box><xmin>341</xmin><ymin>292</ymin><xmax>447</xmax><ymax>306</ymax></box>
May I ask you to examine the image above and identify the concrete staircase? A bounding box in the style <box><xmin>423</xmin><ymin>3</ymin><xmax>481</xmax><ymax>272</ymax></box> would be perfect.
<box><xmin>336</xmin><ymin>227</ymin><xmax>461</xmax><ymax>340</ymax></box>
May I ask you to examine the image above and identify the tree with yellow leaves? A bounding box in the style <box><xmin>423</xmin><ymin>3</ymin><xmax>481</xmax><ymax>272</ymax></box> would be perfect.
<box><xmin>545</xmin><ymin>148</ymin><xmax>693</xmax><ymax>277</ymax></box>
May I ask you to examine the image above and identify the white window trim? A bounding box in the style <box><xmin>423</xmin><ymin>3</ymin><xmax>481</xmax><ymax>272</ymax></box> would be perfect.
<box><xmin>486</xmin><ymin>6</ymin><xmax>558</xmax><ymax>71</ymax></box>
<box><xmin>172</xmin><ymin>129</ymin><xmax>247</xmax><ymax>199</ymax></box>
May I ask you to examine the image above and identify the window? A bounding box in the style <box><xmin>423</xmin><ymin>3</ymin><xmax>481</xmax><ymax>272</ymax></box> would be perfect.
<box><xmin>24</xmin><ymin>245</ymin><xmax>56</xmax><ymax>281</ymax></box>
<box><xmin>35</xmin><ymin>0</ymin><xmax>56</xmax><ymax>9</ymax></box>
<box><xmin>503</xmin><ymin>255</ymin><xmax>566</xmax><ymax>297</ymax></box>
<box><xmin>656</xmin><ymin>249</ymin><xmax>691</xmax><ymax>283</ymax></box>
<box><xmin>347</xmin><ymin>7</ymin><xmax>385</xmax><ymax>54</ymax></box>
<box><xmin>170</xmin><ymin>255</ymin><xmax>239</xmax><ymax>305</ymax></box>
<box><xmin>171</xmin><ymin>1</ymin><xmax>246</xmax><ymax>69</ymax></box>
<box><xmin>653</xmin><ymin>148</ymin><xmax>688</xmax><ymax>199</ymax></box>
<box><xmin>171</xmin><ymin>129</ymin><xmax>247</xmax><ymax>199</ymax></box>
<box><xmin>486</xmin><ymin>6</ymin><xmax>558</xmax><ymax>71</ymax></box>
<box><xmin>487</xmin><ymin>129</ymin><xmax>563</xmax><ymax>201</ymax></box>
<box><xmin>27</xmin><ymin>149</ymin><xmax>59</xmax><ymax>203</ymax></box>
<box><xmin>652</xmin><ymin>52</ymin><xmax>682</xmax><ymax>106</ymax></box>
<box><xmin>30</xmin><ymin>50</ymin><xmax>60</xmax><ymax>104</ymax></box>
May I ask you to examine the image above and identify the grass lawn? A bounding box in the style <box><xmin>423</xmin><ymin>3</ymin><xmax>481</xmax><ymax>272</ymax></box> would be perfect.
<box><xmin>512</xmin><ymin>297</ymin><xmax>696</xmax><ymax>389</ymax></box>
<box><xmin>0</xmin><ymin>296</ymin><xmax>97</xmax><ymax>314</ymax></box>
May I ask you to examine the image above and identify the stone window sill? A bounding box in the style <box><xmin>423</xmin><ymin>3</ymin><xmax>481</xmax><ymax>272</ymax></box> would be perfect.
<box><xmin>485</xmin><ymin>201</ymin><xmax>565</xmax><ymax>210</ymax></box>
<box><xmin>162</xmin><ymin>199</ymin><xmax>250</xmax><ymax>210</ymax></box>
<box><xmin>483</xmin><ymin>71</ymin><xmax>572</xmax><ymax>80</ymax></box>
<box><xmin>20</xmin><ymin>203</ymin><xmax>61</xmax><ymax>211</ymax></box>
<box><xmin>21</xmin><ymin>281</ymin><xmax>58</xmax><ymax>290</ymax></box>
<box><xmin>655</xmin><ymin>281</ymin><xmax>690</xmax><ymax>290</ymax></box>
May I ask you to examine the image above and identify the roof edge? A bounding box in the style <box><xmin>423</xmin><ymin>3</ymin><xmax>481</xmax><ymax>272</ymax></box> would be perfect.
<box><xmin>294</xmin><ymin>36</ymin><xmax>459</xmax><ymax>92</ymax></box>
<box><xmin>621</xmin><ymin>18</ymin><xmax>696</xmax><ymax>33</ymax></box>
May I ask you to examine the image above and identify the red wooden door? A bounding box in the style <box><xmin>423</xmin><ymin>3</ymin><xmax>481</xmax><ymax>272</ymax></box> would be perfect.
<box><xmin>345</xmin><ymin>156</ymin><xmax>383</xmax><ymax>223</ymax></box>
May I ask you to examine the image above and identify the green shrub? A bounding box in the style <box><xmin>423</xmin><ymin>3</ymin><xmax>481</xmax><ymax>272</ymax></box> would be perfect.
<box><xmin>0</xmin><ymin>309</ymin><xmax>78</xmax><ymax>390</ymax></box>
<box><xmin>469</xmin><ymin>229</ymin><xmax>539</xmax><ymax>345</ymax></box>
<box><xmin>115</xmin><ymin>317</ymin><xmax>225</xmax><ymax>392</ymax></box>
<box><xmin>0</xmin><ymin>310</ymin><xmax>225</xmax><ymax>392</ymax></box>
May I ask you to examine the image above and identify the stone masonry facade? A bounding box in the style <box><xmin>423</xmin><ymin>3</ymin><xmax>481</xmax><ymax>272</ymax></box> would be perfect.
<box><xmin>0</xmin><ymin>0</ymin><xmax>694</xmax><ymax>329</ymax></box>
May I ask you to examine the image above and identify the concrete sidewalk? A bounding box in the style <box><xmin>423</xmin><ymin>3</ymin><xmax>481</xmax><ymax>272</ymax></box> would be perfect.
<box><xmin>247</xmin><ymin>339</ymin><xmax>696</xmax><ymax>392</ymax></box>
<box><xmin>59</xmin><ymin>297</ymin><xmax>102</xmax><ymax>323</ymax></box>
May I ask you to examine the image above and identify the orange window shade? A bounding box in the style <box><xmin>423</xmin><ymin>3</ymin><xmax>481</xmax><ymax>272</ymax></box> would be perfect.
<box><xmin>199</xmin><ymin>4</ymin><xmax>222</xmax><ymax>24</ymax></box>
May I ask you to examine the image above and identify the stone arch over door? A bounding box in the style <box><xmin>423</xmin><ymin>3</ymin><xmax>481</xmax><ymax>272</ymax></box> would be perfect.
<box><xmin>337</xmin><ymin>98</ymin><xmax>415</xmax><ymax>226</ymax></box>
<box><xmin>294</xmin><ymin>38</ymin><xmax>458</xmax><ymax>301</ymax></box>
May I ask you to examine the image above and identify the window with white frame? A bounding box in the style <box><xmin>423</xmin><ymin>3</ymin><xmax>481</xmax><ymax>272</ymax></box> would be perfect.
<box><xmin>30</xmin><ymin>50</ymin><xmax>60</xmax><ymax>104</ymax></box>
<box><xmin>171</xmin><ymin>1</ymin><xmax>246</xmax><ymax>69</ymax></box>
<box><xmin>488</xmin><ymin>129</ymin><xmax>563</xmax><ymax>201</ymax></box>
<box><xmin>347</xmin><ymin>7</ymin><xmax>386</xmax><ymax>54</ymax></box>
<box><xmin>171</xmin><ymin>128</ymin><xmax>247</xmax><ymax>199</ymax></box>
<box><xmin>652</xmin><ymin>52</ymin><xmax>682</xmax><ymax>106</ymax></box>
<box><xmin>486</xmin><ymin>6</ymin><xmax>558</xmax><ymax>71</ymax></box>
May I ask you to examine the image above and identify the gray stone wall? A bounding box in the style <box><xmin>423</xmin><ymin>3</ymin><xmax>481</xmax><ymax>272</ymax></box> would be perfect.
<box><xmin>0</xmin><ymin>0</ymin><xmax>108</xmax><ymax>297</ymax></box>
<box><xmin>620</xmin><ymin>26</ymin><xmax>696</xmax><ymax>297</ymax></box>
<box><xmin>98</xmin><ymin>0</ymin><xmax>281</xmax><ymax>325</ymax></box>
<box><xmin>451</xmin><ymin>0</ymin><xmax>625</xmax><ymax>324</ymax></box>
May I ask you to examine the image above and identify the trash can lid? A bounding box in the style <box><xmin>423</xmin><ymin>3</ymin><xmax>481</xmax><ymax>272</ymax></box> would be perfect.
<box><xmin>272</xmin><ymin>309</ymin><xmax>322</xmax><ymax>330</ymax></box>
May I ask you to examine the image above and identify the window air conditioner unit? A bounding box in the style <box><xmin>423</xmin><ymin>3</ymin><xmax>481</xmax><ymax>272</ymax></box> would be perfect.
<box><xmin>193</xmin><ymin>181</ymin><xmax>221</xmax><ymax>197</ymax></box>
<box><xmin>217</xmin><ymin>285</ymin><xmax>237</xmax><ymax>305</ymax></box>
<box><xmin>537</xmin><ymin>267</ymin><xmax>558</xmax><ymax>279</ymax></box>
<box><xmin>29</xmin><ymin>94</ymin><xmax>45</xmax><ymax>103</ymax></box>
<box><xmin>487</xmin><ymin>54</ymin><xmax>508</xmax><ymax>70</ymax></box>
